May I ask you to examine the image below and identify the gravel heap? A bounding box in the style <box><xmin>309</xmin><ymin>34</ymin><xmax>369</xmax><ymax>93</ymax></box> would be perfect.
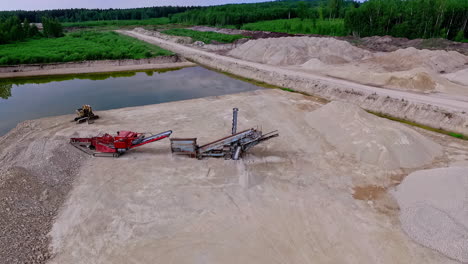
<box><xmin>0</xmin><ymin>120</ymin><xmax>86</xmax><ymax>264</ymax></box>
<box><xmin>393</xmin><ymin>167</ymin><xmax>468</xmax><ymax>263</ymax></box>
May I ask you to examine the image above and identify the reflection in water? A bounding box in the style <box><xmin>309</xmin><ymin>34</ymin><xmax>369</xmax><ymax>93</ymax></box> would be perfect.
<box><xmin>0</xmin><ymin>66</ymin><xmax>263</xmax><ymax>135</ymax></box>
<box><xmin>0</xmin><ymin>82</ymin><xmax>12</xmax><ymax>99</ymax></box>
<box><xmin>0</xmin><ymin>67</ymin><xmax>184</xmax><ymax>88</ymax></box>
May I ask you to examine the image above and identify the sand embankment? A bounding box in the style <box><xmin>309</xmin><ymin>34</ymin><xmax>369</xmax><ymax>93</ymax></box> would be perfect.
<box><xmin>228</xmin><ymin>37</ymin><xmax>468</xmax><ymax>96</ymax></box>
<box><xmin>0</xmin><ymin>56</ymin><xmax>196</xmax><ymax>79</ymax></box>
<box><xmin>120</xmin><ymin>29</ymin><xmax>468</xmax><ymax>135</ymax></box>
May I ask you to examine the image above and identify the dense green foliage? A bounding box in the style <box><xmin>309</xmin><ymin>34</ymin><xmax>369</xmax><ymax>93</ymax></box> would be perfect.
<box><xmin>162</xmin><ymin>28</ymin><xmax>247</xmax><ymax>43</ymax></box>
<box><xmin>0</xmin><ymin>82</ymin><xmax>12</xmax><ymax>99</ymax></box>
<box><xmin>242</xmin><ymin>18</ymin><xmax>346</xmax><ymax>36</ymax></box>
<box><xmin>0</xmin><ymin>16</ymin><xmax>40</xmax><ymax>44</ymax></box>
<box><xmin>345</xmin><ymin>0</ymin><xmax>468</xmax><ymax>40</ymax></box>
<box><xmin>62</xmin><ymin>17</ymin><xmax>171</xmax><ymax>28</ymax></box>
<box><xmin>0</xmin><ymin>6</ymin><xmax>198</xmax><ymax>23</ymax></box>
<box><xmin>42</xmin><ymin>17</ymin><xmax>64</xmax><ymax>37</ymax></box>
<box><xmin>0</xmin><ymin>31</ymin><xmax>172</xmax><ymax>65</ymax></box>
<box><xmin>169</xmin><ymin>0</ymin><xmax>355</xmax><ymax>27</ymax></box>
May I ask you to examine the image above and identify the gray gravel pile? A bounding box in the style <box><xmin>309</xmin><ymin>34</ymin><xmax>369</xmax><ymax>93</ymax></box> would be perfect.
<box><xmin>0</xmin><ymin>120</ymin><xmax>86</xmax><ymax>264</ymax></box>
<box><xmin>393</xmin><ymin>167</ymin><xmax>468</xmax><ymax>263</ymax></box>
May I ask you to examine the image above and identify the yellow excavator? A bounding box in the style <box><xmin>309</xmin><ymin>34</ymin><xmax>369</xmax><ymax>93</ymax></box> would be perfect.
<box><xmin>74</xmin><ymin>105</ymin><xmax>99</xmax><ymax>124</ymax></box>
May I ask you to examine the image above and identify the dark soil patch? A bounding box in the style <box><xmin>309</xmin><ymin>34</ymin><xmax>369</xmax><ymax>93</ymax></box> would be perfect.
<box><xmin>352</xmin><ymin>185</ymin><xmax>387</xmax><ymax>201</ymax></box>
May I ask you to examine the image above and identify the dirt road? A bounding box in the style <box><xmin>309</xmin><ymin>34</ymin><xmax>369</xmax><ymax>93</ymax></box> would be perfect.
<box><xmin>119</xmin><ymin>29</ymin><xmax>468</xmax><ymax>135</ymax></box>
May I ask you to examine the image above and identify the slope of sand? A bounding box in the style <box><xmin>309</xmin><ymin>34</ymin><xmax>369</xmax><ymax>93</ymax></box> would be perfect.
<box><xmin>228</xmin><ymin>37</ymin><xmax>372</xmax><ymax>66</ymax></box>
<box><xmin>228</xmin><ymin>37</ymin><xmax>468</xmax><ymax>96</ymax></box>
<box><xmin>305</xmin><ymin>101</ymin><xmax>442</xmax><ymax>170</ymax></box>
<box><xmin>393</xmin><ymin>167</ymin><xmax>468</xmax><ymax>263</ymax></box>
<box><xmin>37</xmin><ymin>90</ymin><xmax>463</xmax><ymax>264</ymax></box>
<box><xmin>367</xmin><ymin>47</ymin><xmax>467</xmax><ymax>73</ymax></box>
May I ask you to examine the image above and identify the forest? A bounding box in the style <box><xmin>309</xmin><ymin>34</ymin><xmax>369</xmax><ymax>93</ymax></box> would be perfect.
<box><xmin>345</xmin><ymin>0</ymin><xmax>468</xmax><ymax>40</ymax></box>
<box><xmin>0</xmin><ymin>6</ymin><xmax>198</xmax><ymax>23</ymax></box>
<box><xmin>0</xmin><ymin>0</ymin><xmax>466</xmax><ymax>49</ymax></box>
<box><xmin>0</xmin><ymin>16</ymin><xmax>63</xmax><ymax>44</ymax></box>
<box><xmin>169</xmin><ymin>0</ymin><xmax>466</xmax><ymax>40</ymax></box>
<box><xmin>169</xmin><ymin>0</ymin><xmax>356</xmax><ymax>27</ymax></box>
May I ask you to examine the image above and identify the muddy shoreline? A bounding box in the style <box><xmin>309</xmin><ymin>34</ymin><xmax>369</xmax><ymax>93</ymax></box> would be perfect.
<box><xmin>0</xmin><ymin>56</ymin><xmax>196</xmax><ymax>79</ymax></box>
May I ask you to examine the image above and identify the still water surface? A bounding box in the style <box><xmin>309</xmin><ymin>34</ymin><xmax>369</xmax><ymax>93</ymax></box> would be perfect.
<box><xmin>0</xmin><ymin>66</ymin><xmax>263</xmax><ymax>135</ymax></box>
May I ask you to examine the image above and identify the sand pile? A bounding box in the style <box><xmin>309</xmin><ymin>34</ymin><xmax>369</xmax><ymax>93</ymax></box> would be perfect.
<box><xmin>393</xmin><ymin>167</ymin><xmax>468</xmax><ymax>262</ymax></box>
<box><xmin>228</xmin><ymin>37</ymin><xmax>468</xmax><ymax>95</ymax></box>
<box><xmin>228</xmin><ymin>36</ymin><xmax>372</xmax><ymax>66</ymax></box>
<box><xmin>368</xmin><ymin>47</ymin><xmax>468</xmax><ymax>73</ymax></box>
<box><xmin>306</xmin><ymin>101</ymin><xmax>442</xmax><ymax>170</ymax></box>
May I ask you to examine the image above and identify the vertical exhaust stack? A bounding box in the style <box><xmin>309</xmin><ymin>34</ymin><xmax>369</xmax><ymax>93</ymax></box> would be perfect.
<box><xmin>232</xmin><ymin>108</ymin><xmax>238</xmax><ymax>135</ymax></box>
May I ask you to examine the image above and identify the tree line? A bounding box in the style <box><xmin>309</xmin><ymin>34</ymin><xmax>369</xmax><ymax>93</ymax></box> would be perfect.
<box><xmin>0</xmin><ymin>6</ymin><xmax>198</xmax><ymax>23</ymax></box>
<box><xmin>345</xmin><ymin>0</ymin><xmax>468</xmax><ymax>40</ymax></box>
<box><xmin>0</xmin><ymin>0</ymin><xmax>466</xmax><ymax>41</ymax></box>
<box><xmin>169</xmin><ymin>0</ymin><xmax>356</xmax><ymax>27</ymax></box>
<box><xmin>0</xmin><ymin>16</ymin><xmax>63</xmax><ymax>44</ymax></box>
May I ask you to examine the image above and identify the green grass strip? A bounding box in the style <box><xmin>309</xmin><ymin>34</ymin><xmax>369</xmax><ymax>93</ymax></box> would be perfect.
<box><xmin>63</xmin><ymin>18</ymin><xmax>171</xmax><ymax>28</ymax></box>
<box><xmin>162</xmin><ymin>28</ymin><xmax>247</xmax><ymax>44</ymax></box>
<box><xmin>241</xmin><ymin>18</ymin><xmax>346</xmax><ymax>36</ymax></box>
<box><xmin>368</xmin><ymin>110</ymin><xmax>467</xmax><ymax>140</ymax></box>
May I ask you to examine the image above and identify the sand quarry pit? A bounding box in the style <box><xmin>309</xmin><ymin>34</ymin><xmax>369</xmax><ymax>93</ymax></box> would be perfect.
<box><xmin>2</xmin><ymin>89</ymin><xmax>468</xmax><ymax>263</ymax></box>
<box><xmin>228</xmin><ymin>37</ymin><xmax>468</xmax><ymax>96</ymax></box>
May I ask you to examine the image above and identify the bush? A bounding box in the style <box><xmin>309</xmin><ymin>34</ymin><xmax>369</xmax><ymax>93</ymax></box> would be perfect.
<box><xmin>42</xmin><ymin>17</ymin><xmax>64</xmax><ymax>38</ymax></box>
<box><xmin>0</xmin><ymin>31</ymin><xmax>173</xmax><ymax>65</ymax></box>
<box><xmin>454</xmin><ymin>30</ymin><xmax>465</xmax><ymax>42</ymax></box>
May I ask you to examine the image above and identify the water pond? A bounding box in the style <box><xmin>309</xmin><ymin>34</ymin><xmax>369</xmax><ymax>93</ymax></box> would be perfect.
<box><xmin>0</xmin><ymin>66</ymin><xmax>263</xmax><ymax>135</ymax></box>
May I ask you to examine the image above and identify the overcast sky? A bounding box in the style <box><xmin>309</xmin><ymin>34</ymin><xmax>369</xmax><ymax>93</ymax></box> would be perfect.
<box><xmin>0</xmin><ymin>0</ymin><xmax>272</xmax><ymax>11</ymax></box>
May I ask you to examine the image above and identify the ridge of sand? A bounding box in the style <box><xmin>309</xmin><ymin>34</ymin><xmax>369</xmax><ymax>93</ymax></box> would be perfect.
<box><xmin>306</xmin><ymin>101</ymin><xmax>443</xmax><ymax>170</ymax></box>
<box><xmin>228</xmin><ymin>37</ymin><xmax>468</xmax><ymax>95</ymax></box>
<box><xmin>393</xmin><ymin>167</ymin><xmax>468</xmax><ymax>263</ymax></box>
<box><xmin>368</xmin><ymin>47</ymin><xmax>468</xmax><ymax>73</ymax></box>
<box><xmin>228</xmin><ymin>36</ymin><xmax>372</xmax><ymax>66</ymax></box>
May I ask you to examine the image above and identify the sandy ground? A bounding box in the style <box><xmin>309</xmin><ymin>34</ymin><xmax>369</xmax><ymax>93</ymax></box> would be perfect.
<box><xmin>227</xmin><ymin>37</ymin><xmax>468</xmax><ymax>97</ymax></box>
<box><xmin>0</xmin><ymin>61</ymin><xmax>196</xmax><ymax>79</ymax></box>
<box><xmin>1</xmin><ymin>90</ymin><xmax>466</xmax><ymax>263</ymax></box>
<box><xmin>393</xmin><ymin>167</ymin><xmax>468</xmax><ymax>263</ymax></box>
<box><xmin>120</xmin><ymin>29</ymin><xmax>468</xmax><ymax>136</ymax></box>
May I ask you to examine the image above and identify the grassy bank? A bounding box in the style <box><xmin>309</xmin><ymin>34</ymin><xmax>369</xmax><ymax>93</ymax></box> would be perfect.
<box><xmin>0</xmin><ymin>31</ymin><xmax>173</xmax><ymax>65</ymax></box>
<box><xmin>368</xmin><ymin>111</ymin><xmax>467</xmax><ymax>140</ymax></box>
<box><xmin>241</xmin><ymin>18</ymin><xmax>346</xmax><ymax>36</ymax></box>
<box><xmin>162</xmin><ymin>28</ymin><xmax>247</xmax><ymax>43</ymax></box>
<box><xmin>63</xmin><ymin>18</ymin><xmax>171</xmax><ymax>28</ymax></box>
